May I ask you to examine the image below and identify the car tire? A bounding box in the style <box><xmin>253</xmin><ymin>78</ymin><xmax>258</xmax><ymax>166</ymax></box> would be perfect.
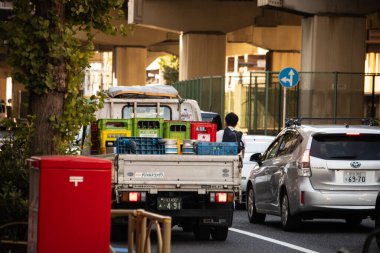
<box><xmin>194</xmin><ymin>225</ymin><xmax>210</xmax><ymax>241</ymax></box>
<box><xmin>376</xmin><ymin>218</ymin><xmax>380</xmax><ymax>248</ymax></box>
<box><xmin>345</xmin><ymin>217</ymin><xmax>362</xmax><ymax>226</ymax></box>
<box><xmin>211</xmin><ymin>226</ymin><xmax>229</xmax><ymax>241</ymax></box>
<box><xmin>247</xmin><ymin>186</ymin><xmax>266</xmax><ymax>224</ymax></box>
<box><xmin>281</xmin><ymin>192</ymin><xmax>300</xmax><ymax>232</ymax></box>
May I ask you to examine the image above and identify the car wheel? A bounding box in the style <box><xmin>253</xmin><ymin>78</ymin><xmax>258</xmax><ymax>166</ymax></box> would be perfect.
<box><xmin>211</xmin><ymin>226</ymin><xmax>229</xmax><ymax>241</ymax></box>
<box><xmin>281</xmin><ymin>192</ymin><xmax>300</xmax><ymax>232</ymax></box>
<box><xmin>194</xmin><ymin>225</ymin><xmax>210</xmax><ymax>241</ymax></box>
<box><xmin>376</xmin><ymin>218</ymin><xmax>380</xmax><ymax>248</ymax></box>
<box><xmin>247</xmin><ymin>186</ymin><xmax>266</xmax><ymax>224</ymax></box>
<box><xmin>345</xmin><ymin>217</ymin><xmax>362</xmax><ymax>226</ymax></box>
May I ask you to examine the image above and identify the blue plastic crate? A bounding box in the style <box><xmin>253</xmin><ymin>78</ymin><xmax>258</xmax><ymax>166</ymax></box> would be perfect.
<box><xmin>195</xmin><ymin>142</ymin><xmax>238</xmax><ymax>155</ymax></box>
<box><xmin>116</xmin><ymin>137</ymin><xmax>165</xmax><ymax>155</ymax></box>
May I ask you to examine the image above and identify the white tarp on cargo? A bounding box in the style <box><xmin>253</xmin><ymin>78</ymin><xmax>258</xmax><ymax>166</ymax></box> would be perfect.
<box><xmin>107</xmin><ymin>85</ymin><xmax>179</xmax><ymax>98</ymax></box>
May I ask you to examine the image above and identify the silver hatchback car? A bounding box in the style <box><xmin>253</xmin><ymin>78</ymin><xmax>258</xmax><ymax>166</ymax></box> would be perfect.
<box><xmin>247</xmin><ymin>122</ymin><xmax>380</xmax><ymax>231</ymax></box>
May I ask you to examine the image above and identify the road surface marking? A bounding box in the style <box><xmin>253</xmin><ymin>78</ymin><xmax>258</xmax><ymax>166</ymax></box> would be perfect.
<box><xmin>229</xmin><ymin>228</ymin><xmax>319</xmax><ymax>253</ymax></box>
<box><xmin>111</xmin><ymin>247</ymin><xmax>129</xmax><ymax>253</ymax></box>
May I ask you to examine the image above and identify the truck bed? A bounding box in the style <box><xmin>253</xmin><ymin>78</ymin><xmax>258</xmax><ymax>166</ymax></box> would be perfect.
<box><xmin>116</xmin><ymin>154</ymin><xmax>241</xmax><ymax>191</ymax></box>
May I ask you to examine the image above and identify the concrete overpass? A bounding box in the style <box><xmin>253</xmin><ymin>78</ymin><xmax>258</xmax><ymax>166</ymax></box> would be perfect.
<box><xmin>1</xmin><ymin>0</ymin><xmax>380</xmax><ymax>119</ymax></box>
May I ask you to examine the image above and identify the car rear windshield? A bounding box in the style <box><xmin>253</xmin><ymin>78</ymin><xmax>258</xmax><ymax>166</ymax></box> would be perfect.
<box><xmin>310</xmin><ymin>134</ymin><xmax>380</xmax><ymax>160</ymax></box>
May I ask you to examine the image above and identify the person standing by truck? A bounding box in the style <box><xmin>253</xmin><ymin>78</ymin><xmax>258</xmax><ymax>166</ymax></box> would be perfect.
<box><xmin>216</xmin><ymin>112</ymin><xmax>246</xmax><ymax>157</ymax></box>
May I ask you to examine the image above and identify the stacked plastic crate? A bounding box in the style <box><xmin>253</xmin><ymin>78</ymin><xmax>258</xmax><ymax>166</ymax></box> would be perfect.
<box><xmin>163</xmin><ymin>121</ymin><xmax>190</xmax><ymax>154</ymax></box>
<box><xmin>98</xmin><ymin>119</ymin><xmax>132</xmax><ymax>154</ymax></box>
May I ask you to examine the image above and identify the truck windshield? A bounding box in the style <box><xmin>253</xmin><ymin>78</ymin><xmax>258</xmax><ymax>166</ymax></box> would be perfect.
<box><xmin>311</xmin><ymin>134</ymin><xmax>380</xmax><ymax>160</ymax></box>
<box><xmin>122</xmin><ymin>105</ymin><xmax>172</xmax><ymax>120</ymax></box>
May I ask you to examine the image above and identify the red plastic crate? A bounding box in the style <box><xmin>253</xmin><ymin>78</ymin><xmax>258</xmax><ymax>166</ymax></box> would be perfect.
<box><xmin>190</xmin><ymin>122</ymin><xmax>217</xmax><ymax>142</ymax></box>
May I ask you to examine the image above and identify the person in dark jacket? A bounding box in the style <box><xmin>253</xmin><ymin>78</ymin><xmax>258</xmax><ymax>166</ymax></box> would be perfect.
<box><xmin>216</xmin><ymin>112</ymin><xmax>246</xmax><ymax>157</ymax></box>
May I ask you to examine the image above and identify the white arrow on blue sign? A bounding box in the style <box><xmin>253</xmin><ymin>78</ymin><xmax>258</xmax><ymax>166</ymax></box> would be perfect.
<box><xmin>279</xmin><ymin>67</ymin><xmax>299</xmax><ymax>88</ymax></box>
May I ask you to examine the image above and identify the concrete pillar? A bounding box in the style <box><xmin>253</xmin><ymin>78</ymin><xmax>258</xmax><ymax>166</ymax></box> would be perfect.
<box><xmin>179</xmin><ymin>33</ymin><xmax>226</xmax><ymax>114</ymax></box>
<box><xmin>179</xmin><ymin>33</ymin><xmax>226</xmax><ymax>80</ymax></box>
<box><xmin>267</xmin><ymin>51</ymin><xmax>300</xmax><ymax>72</ymax></box>
<box><xmin>300</xmin><ymin>16</ymin><xmax>366</xmax><ymax>118</ymax></box>
<box><xmin>113</xmin><ymin>46</ymin><xmax>147</xmax><ymax>86</ymax></box>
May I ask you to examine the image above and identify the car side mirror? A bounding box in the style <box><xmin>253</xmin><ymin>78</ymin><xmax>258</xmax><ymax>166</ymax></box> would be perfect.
<box><xmin>250</xmin><ymin>153</ymin><xmax>262</xmax><ymax>166</ymax></box>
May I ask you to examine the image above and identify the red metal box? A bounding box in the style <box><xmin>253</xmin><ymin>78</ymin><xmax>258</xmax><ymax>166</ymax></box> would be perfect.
<box><xmin>27</xmin><ymin>156</ymin><xmax>112</xmax><ymax>253</ymax></box>
<box><xmin>190</xmin><ymin>122</ymin><xmax>217</xmax><ymax>142</ymax></box>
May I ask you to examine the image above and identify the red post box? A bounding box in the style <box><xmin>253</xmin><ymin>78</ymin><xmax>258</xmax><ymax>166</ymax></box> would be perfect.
<box><xmin>27</xmin><ymin>156</ymin><xmax>112</xmax><ymax>253</ymax></box>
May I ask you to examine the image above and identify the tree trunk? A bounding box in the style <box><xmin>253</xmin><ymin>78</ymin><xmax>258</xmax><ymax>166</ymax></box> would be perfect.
<box><xmin>29</xmin><ymin>91</ymin><xmax>65</xmax><ymax>155</ymax></box>
<box><xmin>28</xmin><ymin>0</ymin><xmax>67</xmax><ymax>155</ymax></box>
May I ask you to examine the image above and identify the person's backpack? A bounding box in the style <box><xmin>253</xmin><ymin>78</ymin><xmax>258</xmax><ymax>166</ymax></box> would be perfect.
<box><xmin>222</xmin><ymin>127</ymin><xmax>245</xmax><ymax>153</ymax></box>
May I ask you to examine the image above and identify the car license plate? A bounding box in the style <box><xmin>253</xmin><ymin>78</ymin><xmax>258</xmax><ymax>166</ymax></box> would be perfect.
<box><xmin>157</xmin><ymin>197</ymin><xmax>182</xmax><ymax>210</ymax></box>
<box><xmin>343</xmin><ymin>171</ymin><xmax>366</xmax><ymax>183</ymax></box>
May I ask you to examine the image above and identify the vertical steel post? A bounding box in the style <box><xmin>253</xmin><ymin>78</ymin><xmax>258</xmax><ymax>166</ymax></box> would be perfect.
<box><xmin>254</xmin><ymin>76</ymin><xmax>258</xmax><ymax>133</ymax></box>
<box><xmin>265</xmin><ymin>71</ymin><xmax>269</xmax><ymax>135</ymax></box>
<box><xmin>209</xmin><ymin>77</ymin><xmax>213</xmax><ymax>111</ymax></box>
<box><xmin>248</xmin><ymin>72</ymin><xmax>252</xmax><ymax>134</ymax></box>
<box><xmin>372</xmin><ymin>74</ymin><xmax>376</xmax><ymax>119</ymax></box>
<box><xmin>220</xmin><ymin>76</ymin><xmax>225</xmax><ymax>122</ymax></box>
<box><xmin>162</xmin><ymin>218</ymin><xmax>172</xmax><ymax>253</ymax></box>
<box><xmin>280</xmin><ymin>84</ymin><xmax>284</xmax><ymax>132</ymax></box>
<box><xmin>296</xmin><ymin>78</ymin><xmax>300</xmax><ymax>117</ymax></box>
<box><xmin>333</xmin><ymin>72</ymin><xmax>338</xmax><ymax>124</ymax></box>
<box><xmin>197</xmin><ymin>78</ymin><xmax>202</xmax><ymax>108</ymax></box>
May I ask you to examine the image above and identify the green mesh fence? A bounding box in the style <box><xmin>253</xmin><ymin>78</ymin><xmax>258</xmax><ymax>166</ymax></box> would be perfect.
<box><xmin>172</xmin><ymin>72</ymin><xmax>380</xmax><ymax>135</ymax></box>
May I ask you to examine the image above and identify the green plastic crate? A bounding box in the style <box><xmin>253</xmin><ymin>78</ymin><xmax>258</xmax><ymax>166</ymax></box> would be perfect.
<box><xmin>163</xmin><ymin>121</ymin><xmax>190</xmax><ymax>141</ymax></box>
<box><xmin>98</xmin><ymin>119</ymin><xmax>132</xmax><ymax>131</ymax></box>
<box><xmin>132</xmin><ymin>118</ymin><xmax>164</xmax><ymax>138</ymax></box>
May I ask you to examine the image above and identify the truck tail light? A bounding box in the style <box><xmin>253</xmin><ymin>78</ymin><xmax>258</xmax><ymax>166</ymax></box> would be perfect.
<box><xmin>216</xmin><ymin>193</ymin><xmax>227</xmax><ymax>203</ymax></box>
<box><xmin>210</xmin><ymin>192</ymin><xmax>234</xmax><ymax>203</ymax></box>
<box><xmin>121</xmin><ymin>192</ymin><xmax>146</xmax><ymax>202</ymax></box>
<box><xmin>129</xmin><ymin>192</ymin><xmax>140</xmax><ymax>202</ymax></box>
<box><xmin>297</xmin><ymin>149</ymin><xmax>311</xmax><ymax>177</ymax></box>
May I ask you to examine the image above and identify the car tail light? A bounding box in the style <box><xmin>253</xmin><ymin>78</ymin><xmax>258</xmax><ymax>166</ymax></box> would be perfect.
<box><xmin>298</xmin><ymin>149</ymin><xmax>311</xmax><ymax>177</ymax></box>
<box><xmin>346</xmin><ymin>132</ymin><xmax>360</xmax><ymax>136</ymax></box>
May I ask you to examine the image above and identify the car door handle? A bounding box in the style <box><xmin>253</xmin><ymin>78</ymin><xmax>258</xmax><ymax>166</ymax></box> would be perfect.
<box><xmin>264</xmin><ymin>170</ymin><xmax>269</xmax><ymax>175</ymax></box>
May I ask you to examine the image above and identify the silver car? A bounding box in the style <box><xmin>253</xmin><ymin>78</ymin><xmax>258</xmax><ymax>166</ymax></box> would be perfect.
<box><xmin>247</xmin><ymin>123</ymin><xmax>380</xmax><ymax>231</ymax></box>
<box><xmin>237</xmin><ymin>135</ymin><xmax>275</xmax><ymax>208</ymax></box>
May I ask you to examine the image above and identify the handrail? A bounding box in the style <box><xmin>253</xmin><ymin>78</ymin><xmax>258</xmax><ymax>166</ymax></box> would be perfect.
<box><xmin>111</xmin><ymin>209</ymin><xmax>172</xmax><ymax>253</ymax></box>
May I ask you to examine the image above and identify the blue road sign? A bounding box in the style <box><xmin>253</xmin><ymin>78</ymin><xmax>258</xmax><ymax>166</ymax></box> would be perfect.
<box><xmin>279</xmin><ymin>67</ymin><xmax>299</xmax><ymax>88</ymax></box>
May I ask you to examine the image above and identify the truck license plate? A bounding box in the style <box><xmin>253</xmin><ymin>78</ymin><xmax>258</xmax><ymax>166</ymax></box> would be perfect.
<box><xmin>157</xmin><ymin>197</ymin><xmax>182</xmax><ymax>210</ymax></box>
<box><xmin>343</xmin><ymin>171</ymin><xmax>366</xmax><ymax>183</ymax></box>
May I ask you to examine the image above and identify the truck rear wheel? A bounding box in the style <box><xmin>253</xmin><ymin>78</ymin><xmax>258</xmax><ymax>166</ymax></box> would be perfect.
<box><xmin>211</xmin><ymin>226</ymin><xmax>228</xmax><ymax>241</ymax></box>
<box><xmin>194</xmin><ymin>225</ymin><xmax>210</xmax><ymax>241</ymax></box>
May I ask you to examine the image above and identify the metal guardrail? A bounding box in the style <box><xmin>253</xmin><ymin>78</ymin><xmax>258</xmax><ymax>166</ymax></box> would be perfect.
<box><xmin>0</xmin><ymin>221</ymin><xmax>28</xmax><ymax>253</ymax></box>
<box><xmin>111</xmin><ymin>209</ymin><xmax>172</xmax><ymax>253</ymax></box>
<box><xmin>1</xmin><ymin>210</ymin><xmax>172</xmax><ymax>253</ymax></box>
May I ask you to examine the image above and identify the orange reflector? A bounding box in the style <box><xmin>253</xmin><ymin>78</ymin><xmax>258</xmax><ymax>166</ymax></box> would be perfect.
<box><xmin>129</xmin><ymin>192</ymin><xmax>140</xmax><ymax>202</ymax></box>
<box><xmin>216</xmin><ymin>193</ymin><xmax>227</xmax><ymax>203</ymax></box>
<box><xmin>300</xmin><ymin>191</ymin><xmax>305</xmax><ymax>205</ymax></box>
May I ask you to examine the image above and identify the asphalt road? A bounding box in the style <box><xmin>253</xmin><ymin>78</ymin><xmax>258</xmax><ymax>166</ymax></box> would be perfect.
<box><xmin>112</xmin><ymin>210</ymin><xmax>378</xmax><ymax>253</ymax></box>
